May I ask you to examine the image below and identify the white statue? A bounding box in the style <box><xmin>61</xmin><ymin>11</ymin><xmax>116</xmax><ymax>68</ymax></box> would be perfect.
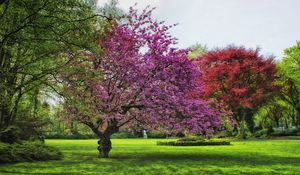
<box><xmin>142</xmin><ymin>129</ymin><xmax>147</xmax><ymax>139</ymax></box>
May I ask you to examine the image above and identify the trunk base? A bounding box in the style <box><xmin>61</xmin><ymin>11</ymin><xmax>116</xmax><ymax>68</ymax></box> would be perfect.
<box><xmin>97</xmin><ymin>136</ymin><xmax>111</xmax><ymax>158</ymax></box>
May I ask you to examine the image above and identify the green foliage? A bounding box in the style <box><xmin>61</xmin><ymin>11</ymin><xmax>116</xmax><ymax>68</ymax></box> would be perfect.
<box><xmin>277</xmin><ymin>41</ymin><xmax>300</xmax><ymax>127</ymax></box>
<box><xmin>0</xmin><ymin>141</ymin><xmax>63</xmax><ymax>163</ymax></box>
<box><xmin>279</xmin><ymin>42</ymin><xmax>300</xmax><ymax>85</ymax></box>
<box><xmin>178</xmin><ymin>136</ymin><xmax>205</xmax><ymax>142</ymax></box>
<box><xmin>157</xmin><ymin>138</ymin><xmax>230</xmax><ymax>146</ymax></box>
<box><xmin>271</xmin><ymin>128</ymin><xmax>300</xmax><ymax>137</ymax></box>
<box><xmin>254</xmin><ymin>99</ymin><xmax>295</xmax><ymax>129</ymax></box>
<box><xmin>111</xmin><ymin>132</ymin><xmax>138</xmax><ymax>139</ymax></box>
<box><xmin>97</xmin><ymin>0</ymin><xmax>124</xmax><ymax>20</ymax></box>
<box><xmin>147</xmin><ymin>132</ymin><xmax>167</xmax><ymax>138</ymax></box>
<box><xmin>253</xmin><ymin>127</ymin><xmax>300</xmax><ymax>138</ymax></box>
<box><xmin>157</xmin><ymin>140</ymin><xmax>230</xmax><ymax>146</ymax></box>
<box><xmin>188</xmin><ymin>43</ymin><xmax>207</xmax><ymax>59</ymax></box>
<box><xmin>0</xmin><ymin>126</ymin><xmax>21</xmax><ymax>144</ymax></box>
<box><xmin>45</xmin><ymin>133</ymin><xmax>97</xmax><ymax>139</ymax></box>
<box><xmin>236</xmin><ymin>120</ymin><xmax>252</xmax><ymax>139</ymax></box>
<box><xmin>0</xmin><ymin>0</ymin><xmax>103</xmax><ymax>132</ymax></box>
<box><xmin>253</xmin><ymin>129</ymin><xmax>269</xmax><ymax>138</ymax></box>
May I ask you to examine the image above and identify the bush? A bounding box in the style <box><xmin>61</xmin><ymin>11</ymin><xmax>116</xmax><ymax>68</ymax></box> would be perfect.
<box><xmin>175</xmin><ymin>132</ymin><xmax>185</xmax><ymax>138</ymax></box>
<box><xmin>111</xmin><ymin>132</ymin><xmax>138</xmax><ymax>139</ymax></box>
<box><xmin>0</xmin><ymin>141</ymin><xmax>63</xmax><ymax>163</ymax></box>
<box><xmin>271</xmin><ymin>128</ymin><xmax>300</xmax><ymax>137</ymax></box>
<box><xmin>178</xmin><ymin>136</ymin><xmax>204</xmax><ymax>142</ymax></box>
<box><xmin>0</xmin><ymin>126</ymin><xmax>21</xmax><ymax>144</ymax></box>
<box><xmin>157</xmin><ymin>139</ymin><xmax>230</xmax><ymax>146</ymax></box>
<box><xmin>253</xmin><ymin>129</ymin><xmax>269</xmax><ymax>138</ymax></box>
<box><xmin>45</xmin><ymin>133</ymin><xmax>98</xmax><ymax>139</ymax></box>
<box><xmin>0</xmin><ymin>143</ymin><xmax>13</xmax><ymax>163</ymax></box>
<box><xmin>147</xmin><ymin>132</ymin><xmax>167</xmax><ymax>138</ymax></box>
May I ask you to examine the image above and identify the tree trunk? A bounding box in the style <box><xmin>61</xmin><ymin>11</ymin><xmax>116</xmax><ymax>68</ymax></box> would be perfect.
<box><xmin>291</xmin><ymin>110</ymin><xmax>296</xmax><ymax>127</ymax></box>
<box><xmin>244</xmin><ymin>109</ymin><xmax>254</xmax><ymax>133</ymax></box>
<box><xmin>297</xmin><ymin>108</ymin><xmax>300</xmax><ymax>128</ymax></box>
<box><xmin>284</xmin><ymin>118</ymin><xmax>289</xmax><ymax>129</ymax></box>
<box><xmin>97</xmin><ymin>135</ymin><xmax>112</xmax><ymax>158</ymax></box>
<box><xmin>0</xmin><ymin>105</ymin><xmax>10</xmax><ymax>130</ymax></box>
<box><xmin>240</xmin><ymin>110</ymin><xmax>246</xmax><ymax>139</ymax></box>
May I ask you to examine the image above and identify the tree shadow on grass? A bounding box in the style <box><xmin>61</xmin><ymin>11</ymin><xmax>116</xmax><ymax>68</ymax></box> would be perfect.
<box><xmin>0</xmin><ymin>151</ymin><xmax>299</xmax><ymax>175</ymax></box>
<box><xmin>110</xmin><ymin>151</ymin><xmax>300</xmax><ymax>167</ymax></box>
<box><xmin>0</xmin><ymin>171</ymin><xmax>62</xmax><ymax>175</ymax></box>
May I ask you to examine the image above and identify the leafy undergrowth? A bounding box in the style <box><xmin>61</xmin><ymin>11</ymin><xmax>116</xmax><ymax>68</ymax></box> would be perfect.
<box><xmin>0</xmin><ymin>139</ymin><xmax>299</xmax><ymax>174</ymax></box>
<box><xmin>157</xmin><ymin>137</ymin><xmax>230</xmax><ymax>146</ymax></box>
<box><xmin>0</xmin><ymin>141</ymin><xmax>63</xmax><ymax>163</ymax></box>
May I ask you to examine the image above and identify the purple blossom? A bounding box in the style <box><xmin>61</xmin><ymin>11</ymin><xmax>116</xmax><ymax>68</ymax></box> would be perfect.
<box><xmin>63</xmin><ymin>7</ymin><xmax>230</xmax><ymax>138</ymax></box>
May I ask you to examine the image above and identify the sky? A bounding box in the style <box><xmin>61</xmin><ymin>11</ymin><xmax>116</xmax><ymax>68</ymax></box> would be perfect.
<box><xmin>97</xmin><ymin>0</ymin><xmax>300</xmax><ymax>60</ymax></box>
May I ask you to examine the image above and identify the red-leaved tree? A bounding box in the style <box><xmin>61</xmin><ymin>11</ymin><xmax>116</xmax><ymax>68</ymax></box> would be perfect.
<box><xmin>61</xmin><ymin>7</ymin><xmax>227</xmax><ymax>158</ymax></box>
<box><xmin>197</xmin><ymin>46</ymin><xmax>279</xmax><ymax>138</ymax></box>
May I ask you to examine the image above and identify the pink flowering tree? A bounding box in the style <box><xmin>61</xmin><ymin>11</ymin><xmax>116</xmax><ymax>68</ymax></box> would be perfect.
<box><xmin>62</xmin><ymin>7</ymin><xmax>225</xmax><ymax>158</ymax></box>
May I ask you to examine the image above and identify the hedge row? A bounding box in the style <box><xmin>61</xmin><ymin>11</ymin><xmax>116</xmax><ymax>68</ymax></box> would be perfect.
<box><xmin>45</xmin><ymin>133</ymin><xmax>98</xmax><ymax>139</ymax></box>
<box><xmin>157</xmin><ymin>140</ymin><xmax>230</xmax><ymax>146</ymax></box>
<box><xmin>0</xmin><ymin>141</ymin><xmax>63</xmax><ymax>163</ymax></box>
<box><xmin>271</xmin><ymin>129</ymin><xmax>300</xmax><ymax>137</ymax></box>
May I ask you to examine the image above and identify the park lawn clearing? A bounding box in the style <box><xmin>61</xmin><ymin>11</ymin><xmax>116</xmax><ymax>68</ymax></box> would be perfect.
<box><xmin>0</xmin><ymin>139</ymin><xmax>299</xmax><ymax>175</ymax></box>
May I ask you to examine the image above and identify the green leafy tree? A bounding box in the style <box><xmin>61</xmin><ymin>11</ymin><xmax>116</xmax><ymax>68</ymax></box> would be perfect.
<box><xmin>278</xmin><ymin>42</ymin><xmax>300</xmax><ymax>127</ymax></box>
<box><xmin>0</xmin><ymin>0</ymin><xmax>102</xmax><ymax>134</ymax></box>
<box><xmin>255</xmin><ymin>99</ymin><xmax>294</xmax><ymax>129</ymax></box>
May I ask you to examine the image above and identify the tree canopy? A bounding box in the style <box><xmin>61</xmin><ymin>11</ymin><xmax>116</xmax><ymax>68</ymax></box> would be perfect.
<box><xmin>0</xmin><ymin>0</ymin><xmax>101</xmax><ymax>134</ymax></box>
<box><xmin>197</xmin><ymin>46</ymin><xmax>279</xmax><ymax>137</ymax></box>
<box><xmin>278</xmin><ymin>42</ymin><xmax>300</xmax><ymax>127</ymax></box>
<box><xmin>62</xmin><ymin>7</ymin><xmax>227</xmax><ymax>158</ymax></box>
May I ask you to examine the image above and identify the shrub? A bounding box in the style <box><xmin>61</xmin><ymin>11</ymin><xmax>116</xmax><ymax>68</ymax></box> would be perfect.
<box><xmin>0</xmin><ymin>143</ymin><xmax>13</xmax><ymax>163</ymax></box>
<box><xmin>178</xmin><ymin>136</ymin><xmax>204</xmax><ymax>142</ymax></box>
<box><xmin>147</xmin><ymin>132</ymin><xmax>167</xmax><ymax>138</ymax></box>
<box><xmin>271</xmin><ymin>128</ymin><xmax>300</xmax><ymax>137</ymax></box>
<box><xmin>0</xmin><ymin>141</ymin><xmax>63</xmax><ymax>163</ymax></box>
<box><xmin>175</xmin><ymin>132</ymin><xmax>185</xmax><ymax>138</ymax></box>
<box><xmin>111</xmin><ymin>132</ymin><xmax>138</xmax><ymax>139</ymax></box>
<box><xmin>253</xmin><ymin>129</ymin><xmax>269</xmax><ymax>138</ymax></box>
<box><xmin>0</xmin><ymin>126</ymin><xmax>21</xmax><ymax>144</ymax></box>
<box><xmin>157</xmin><ymin>140</ymin><xmax>230</xmax><ymax>146</ymax></box>
<box><xmin>45</xmin><ymin>133</ymin><xmax>98</xmax><ymax>139</ymax></box>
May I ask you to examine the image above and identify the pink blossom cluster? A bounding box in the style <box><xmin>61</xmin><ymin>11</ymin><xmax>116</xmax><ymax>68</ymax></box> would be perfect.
<box><xmin>88</xmin><ymin>7</ymin><xmax>227</xmax><ymax>136</ymax></box>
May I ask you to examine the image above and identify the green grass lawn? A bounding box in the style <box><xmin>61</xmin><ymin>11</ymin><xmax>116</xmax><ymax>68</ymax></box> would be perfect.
<box><xmin>0</xmin><ymin>139</ymin><xmax>299</xmax><ymax>175</ymax></box>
